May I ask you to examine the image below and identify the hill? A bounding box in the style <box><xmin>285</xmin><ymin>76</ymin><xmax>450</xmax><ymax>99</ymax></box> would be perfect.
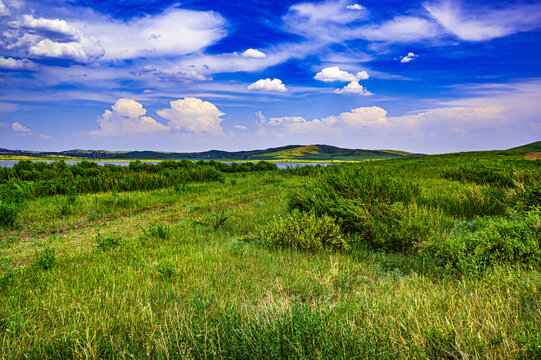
<box><xmin>0</xmin><ymin>144</ymin><xmax>421</xmax><ymax>162</ymax></box>
<box><xmin>508</xmin><ymin>141</ymin><xmax>541</xmax><ymax>152</ymax></box>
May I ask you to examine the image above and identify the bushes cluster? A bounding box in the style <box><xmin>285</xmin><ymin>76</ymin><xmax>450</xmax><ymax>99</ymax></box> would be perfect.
<box><xmin>421</xmin><ymin>209</ymin><xmax>541</xmax><ymax>271</ymax></box>
<box><xmin>288</xmin><ymin>167</ymin><xmax>425</xmax><ymax>251</ymax></box>
<box><xmin>0</xmin><ymin>160</ymin><xmax>278</xmax><ymax>199</ymax></box>
<box><xmin>0</xmin><ymin>184</ymin><xmax>26</xmax><ymax>228</ymax></box>
<box><xmin>442</xmin><ymin>165</ymin><xmax>515</xmax><ymax>187</ymax></box>
<box><xmin>258</xmin><ymin>210</ymin><xmax>347</xmax><ymax>252</ymax></box>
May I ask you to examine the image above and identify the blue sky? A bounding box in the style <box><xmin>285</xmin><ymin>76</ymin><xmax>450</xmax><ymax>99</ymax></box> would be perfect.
<box><xmin>0</xmin><ymin>0</ymin><xmax>540</xmax><ymax>153</ymax></box>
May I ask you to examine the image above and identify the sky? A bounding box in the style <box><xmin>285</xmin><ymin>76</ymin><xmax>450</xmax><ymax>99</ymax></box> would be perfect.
<box><xmin>0</xmin><ymin>0</ymin><xmax>540</xmax><ymax>154</ymax></box>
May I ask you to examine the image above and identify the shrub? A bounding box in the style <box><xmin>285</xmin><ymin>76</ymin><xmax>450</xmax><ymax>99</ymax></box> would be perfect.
<box><xmin>514</xmin><ymin>183</ymin><xmax>541</xmax><ymax>210</ymax></box>
<box><xmin>259</xmin><ymin>210</ymin><xmax>347</xmax><ymax>252</ymax></box>
<box><xmin>155</xmin><ymin>259</ymin><xmax>177</xmax><ymax>279</ymax></box>
<box><xmin>0</xmin><ymin>258</ymin><xmax>15</xmax><ymax>287</ymax></box>
<box><xmin>421</xmin><ymin>209</ymin><xmax>541</xmax><ymax>270</ymax></box>
<box><xmin>442</xmin><ymin>166</ymin><xmax>514</xmax><ymax>187</ymax></box>
<box><xmin>142</xmin><ymin>223</ymin><xmax>172</xmax><ymax>240</ymax></box>
<box><xmin>96</xmin><ymin>234</ymin><xmax>121</xmax><ymax>251</ymax></box>
<box><xmin>0</xmin><ymin>184</ymin><xmax>26</xmax><ymax>228</ymax></box>
<box><xmin>288</xmin><ymin>166</ymin><xmax>427</xmax><ymax>251</ymax></box>
<box><xmin>34</xmin><ymin>245</ymin><xmax>57</xmax><ymax>270</ymax></box>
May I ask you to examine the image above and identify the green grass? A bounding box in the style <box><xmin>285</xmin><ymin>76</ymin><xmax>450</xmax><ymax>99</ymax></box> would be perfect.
<box><xmin>0</xmin><ymin>155</ymin><xmax>540</xmax><ymax>359</ymax></box>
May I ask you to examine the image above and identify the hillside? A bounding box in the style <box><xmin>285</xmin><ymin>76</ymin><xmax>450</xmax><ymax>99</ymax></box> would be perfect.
<box><xmin>508</xmin><ymin>141</ymin><xmax>541</xmax><ymax>152</ymax></box>
<box><xmin>0</xmin><ymin>144</ymin><xmax>420</xmax><ymax>161</ymax></box>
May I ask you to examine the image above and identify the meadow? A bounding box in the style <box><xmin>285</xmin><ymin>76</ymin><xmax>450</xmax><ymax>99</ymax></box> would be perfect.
<box><xmin>0</xmin><ymin>153</ymin><xmax>540</xmax><ymax>359</ymax></box>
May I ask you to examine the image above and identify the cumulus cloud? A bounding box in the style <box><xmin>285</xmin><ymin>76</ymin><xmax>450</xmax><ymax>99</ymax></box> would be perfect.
<box><xmin>234</xmin><ymin>125</ymin><xmax>248</xmax><ymax>130</ymax></box>
<box><xmin>28</xmin><ymin>37</ymin><xmax>103</xmax><ymax>63</ymax></box>
<box><xmin>0</xmin><ymin>56</ymin><xmax>37</xmax><ymax>70</ymax></box>
<box><xmin>91</xmin><ymin>99</ymin><xmax>169</xmax><ymax>136</ymax></box>
<box><xmin>334</xmin><ymin>106</ymin><xmax>387</xmax><ymax>127</ymax></box>
<box><xmin>334</xmin><ymin>81</ymin><xmax>372</xmax><ymax>95</ymax></box>
<box><xmin>266</xmin><ymin>116</ymin><xmax>336</xmax><ymax>135</ymax></box>
<box><xmin>424</xmin><ymin>1</ymin><xmax>541</xmax><ymax>41</ymax></box>
<box><xmin>263</xmin><ymin>106</ymin><xmax>387</xmax><ymax>135</ymax></box>
<box><xmin>6</xmin><ymin>14</ymin><xmax>104</xmax><ymax>63</ymax></box>
<box><xmin>12</xmin><ymin>121</ymin><xmax>29</xmax><ymax>131</ymax></box>
<box><xmin>157</xmin><ymin>97</ymin><xmax>225</xmax><ymax>134</ymax></box>
<box><xmin>241</xmin><ymin>48</ymin><xmax>266</xmax><ymax>58</ymax></box>
<box><xmin>400</xmin><ymin>52</ymin><xmax>417</xmax><ymax>63</ymax></box>
<box><xmin>20</xmin><ymin>14</ymin><xmax>79</xmax><ymax>41</ymax></box>
<box><xmin>314</xmin><ymin>66</ymin><xmax>369</xmax><ymax>82</ymax></box>
<box><xmin>346</xmin><ymin>4</ymin><xmax>364</xmax><ymax>10</ymax></box>
<box><xmin>248</xmin><ymin>78</ymin><xmax>287</xmax><ymax>92</ymax></box>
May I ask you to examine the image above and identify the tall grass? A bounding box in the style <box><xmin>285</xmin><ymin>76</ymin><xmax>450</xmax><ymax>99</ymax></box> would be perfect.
<box><xmin>0</xmin><ymin>154</ymin><xmax>540</xmax><ymax>359</ymax></box>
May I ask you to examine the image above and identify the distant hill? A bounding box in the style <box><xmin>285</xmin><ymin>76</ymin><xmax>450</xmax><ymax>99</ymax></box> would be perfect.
<box><xmin>0</xmin><ymin>144</ymin><xmax>422</xmax><ymax>162</ymax></box>
<box><xmin>508</xmin><ymin>141</ymin><xmax>541</xmax><ymax>152</ymax></box>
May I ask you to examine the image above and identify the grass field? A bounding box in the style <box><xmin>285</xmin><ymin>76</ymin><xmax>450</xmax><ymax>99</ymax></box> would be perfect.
<box><xmin>0</xmin><ymin>153</ymin><xmax>540</xmax><ymax>359</ymax></box>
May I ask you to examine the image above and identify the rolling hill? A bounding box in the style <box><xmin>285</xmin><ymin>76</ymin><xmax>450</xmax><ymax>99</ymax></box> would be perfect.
<box><xmin>0</xmin><ymin>145</ymin><xmax>421</xmax><ymax>162</ymax></box>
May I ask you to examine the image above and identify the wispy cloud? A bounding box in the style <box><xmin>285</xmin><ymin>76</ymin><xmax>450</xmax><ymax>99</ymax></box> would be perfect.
<box><xmin>424</xmin><ymin>1</ymin><xmax>541</xmax><ymax>41</ymax></box>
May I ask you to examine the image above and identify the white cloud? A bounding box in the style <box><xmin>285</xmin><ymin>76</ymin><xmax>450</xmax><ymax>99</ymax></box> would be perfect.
<box><xmin>135</xmin><ymin>66</ymin><xmax>208</xmax><ymax>82</ymax></box>
<box><xmin>0</xmin><ymin>56</ymin><xmax>37</xmax><ymax>70</ymax></box>
<box><xmin>314</xmin><ymin>66</ymin><xmax>369</xmax><ymax>82</ymax></box>
<box><xmin>234</xmin><ymin>125</ymin><xmax>248</xmax><ymax>130</ymax></box>
<box><xmin>28</xmin><ymin>38</ymin><xmax>103</xmax><ymax>63</ymax></box>
<box><xmin>157</xmin><ymin>97</ymin><xmax>224</xmax><ymax>134</ymax></box>
<box><xmin>357</xmin><ymin>16</ymin><xmax>440</xmax><ymax>42</ymax></box>
<box><xmin>334</xmin><ymin>80</ymin><xmax>372</xmax><ymax>95</ymax></box>
<box><xmin>255</xmin><ymin>110</ymin><xmax>266</xmax><ymax>124</ymax></box>
<box><xmin>38</xmin><ymin>134</ymin><xmax>53</xmax><ymax>139</ymax></box>
<box><xmin>12</xmin><ymin>121</ymin><xmax>29</xmax><ymax>131</ymax></box>
<box><xmin>73</xmin><ymin>7</ymin><xmax>226</xmax><ymax>60</ymax></box>
<box><xmin>400</xmin><ymin>52</ymin><xmax>417</xmax><ymax>63</ymax></box>
<box><xmin>20</xmin><ymin>14</ymin><xmax>78</xmax><ymax>41</ymax></box>
<box><xmin>263</xmin><ymin>106</ymin><xmax>387</xmax><ymax>135</ymax></box>
<box><xmin>346</xmin><ymin>4</ymin><xmax>364</xmax><ymax>10</ymax></box>
<box><xmin>6</xmin><ymin>14</ymin><xmax>104</xmax><ymax>63</ymax></box>
<box><xmin>91</xmin><ymin>98</ymin><xmax>170</xmax><ymax>136</ymax></box>
<box><xmin>335</xmin><ymin>106</ymin><xmax>387</xmax><ymax>127</ymax></box>
<box><xmin>241</xmin><ymin>48</ymin><xmax>266</xmax><ymax>58</ymax></box>
<box><xmin>0</xmin><ymin>0</ymin><xmax>9</xmax><ymax>16</ymax></box>
<box><xmin>247</xmin><ymin>78</ymin><xmax>287</xmax><ymax>92</ymax></box>
<box><xmin>425</xmin><ymin>1</ymin><xmax>541</xmax><ymax>41</ymax></box>
<box><xmin>284</xmin><ymin>0</ymin><xmax>368</xmax><ymax>41</ymax></box>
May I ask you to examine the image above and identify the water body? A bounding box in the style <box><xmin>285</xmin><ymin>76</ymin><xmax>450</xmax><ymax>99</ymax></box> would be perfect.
<box><xmin>0</xmin><ymin>160</ymin><xmax>329</xmax><ymax>169</ymax></box>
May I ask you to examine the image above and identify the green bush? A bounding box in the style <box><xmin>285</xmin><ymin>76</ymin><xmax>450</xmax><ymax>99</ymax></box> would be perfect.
<box><xmin>442</xmin><ymin>165</ymin><xmax>515</xmax><ymax>187</ymax></box>
<box><xmin>96</xmin><ymin>234</ymin><xmax>121</xmax><ymax>251</ymax></box>
<box><xmin>0</xmin><ymin>184</ymin><xmax>26</xmax><ymax>228</ymax></box>
<box><xmin>421</xmin><ymin>209</ymin><xmax>541</xmax><ymax>270</ymax></box>
<box><xmin>514</xmin><ymin>183</ymin><xmax>541</xmax><ymax>210</ymax></box>
<box><xmin>259</xmin><ymin>210</ymin><xmax>347</xmax><ymax>252</ymax></box>
<box><xmin>33</xmin><ymin>245</ymin><xmax>57</xmax><ymax>270</ymax></box>
<box><xmin>288</xmin><ymin>166</ymin><xmax>429</xmax><ymax>251</ymax></box>
<box><xmin>155</xmin><ymin>259</ymin><xmax>177</xmax><ymax>279</ymax></box>
<box><xmin>142</xmin><ymin>223</ymin><xmax>172</xmax><ymax>240</ymax></box>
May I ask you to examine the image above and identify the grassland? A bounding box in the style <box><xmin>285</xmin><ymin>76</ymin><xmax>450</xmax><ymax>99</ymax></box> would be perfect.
<box><xmin>0</xmin><ymin>153</ymin><xmax>540</xmax><ymax>359</ymax></box>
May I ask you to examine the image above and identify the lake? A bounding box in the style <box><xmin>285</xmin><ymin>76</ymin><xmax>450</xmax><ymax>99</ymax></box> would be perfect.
<box><xmin>0</xmin><ymin>160</ymin><xmax>329</xmax><ymax>169</ymax></box>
